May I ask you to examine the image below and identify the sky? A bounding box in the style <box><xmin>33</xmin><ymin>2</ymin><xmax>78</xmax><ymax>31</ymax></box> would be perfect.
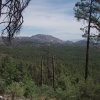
<box><xmin>1</xmin><ymin>0</ymin><xmax>85</xmax><ymax>41</ymax></box>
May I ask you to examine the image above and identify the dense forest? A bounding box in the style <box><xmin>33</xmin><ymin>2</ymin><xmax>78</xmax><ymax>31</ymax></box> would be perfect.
<box><xmin>0</xmin><ymin>0</ymin><xmax>100</xmax><ymax>100</ymax></box>
<box><xmin>0</xmin><ymin>43</ymin><xmax>100</xmax><ymax>100</ymax></box>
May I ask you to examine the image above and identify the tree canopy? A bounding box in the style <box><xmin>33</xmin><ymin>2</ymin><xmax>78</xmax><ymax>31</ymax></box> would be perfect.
<box><xmin>74</xmin><ymin>0</ymin><xmax>100</xmax><ymax>33</ymax></box>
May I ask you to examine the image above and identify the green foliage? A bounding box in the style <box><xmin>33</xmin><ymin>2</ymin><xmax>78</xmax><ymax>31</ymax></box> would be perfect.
<box><xmin>6</xmin><ymin>82</ymin><xmax>24</xmax><ymax>97</ymax></box>
<box><xmin>74</xmin><ymin>0</ymin><xmax>100</xmax><ymax>44</ymax></box>
<box><xmin>39</xmin><ymin>85</ymin><xmax>55</xmax><ymax>98</ymax></box>
<box><xmin>0</xmin><ymin>45</ymin><xmax>100</xmax><ymax>99</ymax></box>
<box><xmin>77</xmin><ymin>79</ymin><xmax>100</xmax><ymax>100</ymax></box>
<box><xmin>23</xmin><ymin>79</ymin><xmax>37</xmax><ymax>98</ymax></box>
<box><xmin>74</xmin><ymin>0</ymin><xmax>100</xmax><ymax>32</ymax></box>
<box><xmin>0</xmin><ymin>78</ymin><xmax>6</xmax><ymax>94</ymax></box>
<box><xmin>55</xmin><ymin>88</ymin><xmax>67</xmax><ymax>100</ymax></box>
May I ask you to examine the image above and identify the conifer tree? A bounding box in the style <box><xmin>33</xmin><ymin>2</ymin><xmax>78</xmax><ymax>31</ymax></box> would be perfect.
<box><xmin>74</xmin><ymin>0</ymin><xmax>100</xmax><ymax>80</ymax></box>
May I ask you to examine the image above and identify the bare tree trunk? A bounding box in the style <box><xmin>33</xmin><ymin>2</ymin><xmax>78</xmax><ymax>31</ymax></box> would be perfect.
<box><xmin>52</xmin><ymin>56</ymin><xmax>55</xmax><ymax>91</ymax></box>
<box><xmin>30</xmin><ymin>96</ymin><xmax>33</xmax><ymax>100</ymax></box>
<box><xmin>40</xmin><ymin>56</ymin><xmax>43</xmax><ymax>86</ymax></box>
<box><xmin>11</xmin><ymin>93</ymin><xmax>15</xmax><ymax>100</ymax></box>
<box><xmin>47</xmin><ymin>56</ymin><xmax>52</xmax><ymax>85</ymax></box>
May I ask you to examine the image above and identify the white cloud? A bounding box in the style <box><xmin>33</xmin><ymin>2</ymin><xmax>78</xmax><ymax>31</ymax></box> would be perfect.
<box><xmin>22</xmin><ymin>0</ymin><xmax>83</xmax><ymax>40</ymax></box>
<box><xmin>24</xmin><ymin>14</ymin><xmax>82</xmax><ymax>33</ymax></box>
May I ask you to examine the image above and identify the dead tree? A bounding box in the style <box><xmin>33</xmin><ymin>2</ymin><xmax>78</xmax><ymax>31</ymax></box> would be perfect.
<box><xmin>52</xmin><ymin>56</ymin><xmax>55</xmax><ymax>91</ymax></box>
<box><xmin>40</xmin><ymin>56</ymin><xmax>43</xmax><ymax>86</ymax></box>
<box><xmin>0</xmin><ymin>0</ymin><xmax>31</xmax><ymax>44</ymax></box>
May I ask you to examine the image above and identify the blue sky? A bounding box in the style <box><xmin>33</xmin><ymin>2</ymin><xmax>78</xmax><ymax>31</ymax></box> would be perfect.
<box><xmin>1</xmin><ymin>0</ymin><xmax>84</xmax><ymax>41</ymax></box>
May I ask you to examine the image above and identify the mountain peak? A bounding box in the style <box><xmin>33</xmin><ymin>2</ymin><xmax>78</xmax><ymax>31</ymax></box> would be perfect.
<box><xmin>30</xmin><ymin>34</ymin><xmax>63</xmax><ymax>44</ymax></box>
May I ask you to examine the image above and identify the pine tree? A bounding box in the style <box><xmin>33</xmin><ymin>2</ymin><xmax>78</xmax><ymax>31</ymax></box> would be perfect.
<box><xmin>74</xmin><ymin>0</ymin><xmax>100</xmax><ymax>80</ymax></box>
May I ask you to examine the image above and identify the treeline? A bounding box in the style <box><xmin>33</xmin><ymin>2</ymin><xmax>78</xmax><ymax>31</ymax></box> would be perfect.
<box><xmin>0</xmin><ymin>45</ymin><xmax>100</xmax><ymax>100</ymax></box>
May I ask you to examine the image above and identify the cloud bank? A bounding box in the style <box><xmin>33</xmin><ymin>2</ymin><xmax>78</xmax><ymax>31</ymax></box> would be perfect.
<box><xmin>21</xmin><ymin>0</ymin><xmax>83</xmax><ymax>40</ymax></box>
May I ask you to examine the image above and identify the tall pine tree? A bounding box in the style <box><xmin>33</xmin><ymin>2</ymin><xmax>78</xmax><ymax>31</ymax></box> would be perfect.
<box><xmin>74</xmin><ymin>0</ymin><xmax>100</xmax><ymax>80</ymax></box>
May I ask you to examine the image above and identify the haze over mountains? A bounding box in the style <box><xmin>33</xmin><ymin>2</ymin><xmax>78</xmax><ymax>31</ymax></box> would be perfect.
<box><xmin>14</xmin><ymin>34</ymin><xmax>84</xmax><ymax>43</ymax></box>
<box><xmin>0</xmin><ymin>34</ymin><xmax>89</xmax><ymax>46</ymax></box>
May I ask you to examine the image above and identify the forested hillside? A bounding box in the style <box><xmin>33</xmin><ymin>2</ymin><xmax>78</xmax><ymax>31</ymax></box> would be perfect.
<box><xmin>0</xmin><ymin>44</ymin><xmax>100</xmax><ymax>100</ymax></box>
<box><xmin>0</xmin><ymin>0</ymin><xmax>100</xmax><ymax>100</ymax></box>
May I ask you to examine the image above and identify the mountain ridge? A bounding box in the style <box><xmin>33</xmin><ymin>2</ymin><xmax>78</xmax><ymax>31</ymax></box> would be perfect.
<box><xmin>13</xmin><ymin>34</ymin><xmax>63</xmax><ymax>44</ymax></box>
<box><xmin>0</xmin><ymin>34</ymin><xmax>88</xmax><ymax>46</ymax></box>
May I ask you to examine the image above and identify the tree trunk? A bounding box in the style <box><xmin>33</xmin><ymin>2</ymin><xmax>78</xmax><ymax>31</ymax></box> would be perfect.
<box><xmin>30</xmin><ymin>96</ymin><xmax>33</xmax><ymax>100</ymax></box>
<box><xmin>85</xmin><ymin>0</ymin><xmax>93</xmax><ymax>81</ymax></box>
<box><xmin>11</xmin><ymin>93</ymin><xmax>15</xmax><ymax>100</ymax></box>
<box><xmin>40</xmin><ymin>56</ymin><xmax>43</xmax><ymax>86</ymax></box>
<box><xmin>52</xmin><ymin>56</ymin><xmax>55</xmax><ymax>91</ymax></box>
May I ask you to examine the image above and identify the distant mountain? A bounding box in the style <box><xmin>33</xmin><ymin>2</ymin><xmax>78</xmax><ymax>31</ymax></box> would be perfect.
<box><xmin>74</xmin><ymin>40</ymin><xmax>97</xmax><ymax>46</ymax></box>
<box><xmin>74</xmin><ymin>40</ymin><xmax>87</xmax><ymax>46</ymax></box>
<box><xmin>0</xmin><ymin>34</ymin><xmax>98</xmax><ymax>46</ymax></box>
<box><xmin>11</xmin><ymin>34</ymin><xmax>63</xmax><ymax>44</ymax></box>
<box><xmin>30</xmin><ymin>34</ymin><xmax>63</xmax><ymax>44</ymax></box>
<box><xmin>63</xmin><ymin>41</ymin><xmax>74</xmax><ymax>46</ymax></box>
